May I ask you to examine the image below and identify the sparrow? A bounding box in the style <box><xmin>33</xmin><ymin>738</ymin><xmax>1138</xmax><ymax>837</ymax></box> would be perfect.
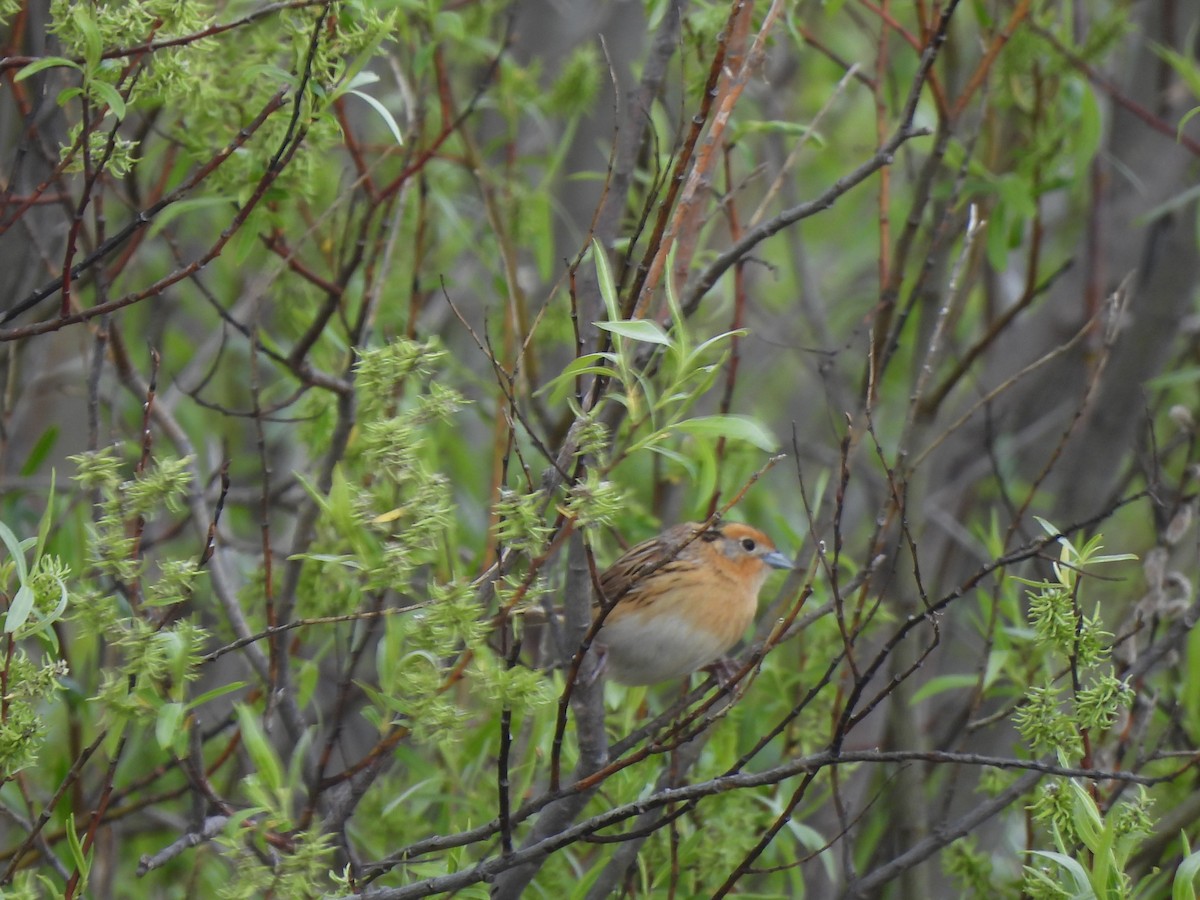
<box><xmin>594</xmin><ymin>521</ymin><xmax>792</xmax><ymax>685</ymax></box>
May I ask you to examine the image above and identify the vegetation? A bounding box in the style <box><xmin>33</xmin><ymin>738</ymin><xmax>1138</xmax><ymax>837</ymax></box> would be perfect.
<box><xmin>1</xmin><ymin>0</ymin><xmax>1199</xmax><ymax>896</ymax></box>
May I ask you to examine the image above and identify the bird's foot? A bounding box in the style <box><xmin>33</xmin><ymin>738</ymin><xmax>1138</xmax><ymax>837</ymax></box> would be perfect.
<box><xmin>703</xmin><ymin>656</ymin><xmax>744</xmax><ymax>688</ymax></box>
<box><xmin>579</xmin><ymin>644</ymin><xmax>607</xmax><ymax>687</ymax></box>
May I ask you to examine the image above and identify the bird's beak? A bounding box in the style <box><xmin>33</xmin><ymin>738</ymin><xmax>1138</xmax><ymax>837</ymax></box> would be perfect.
<box><xmin>763</xmin><ymin>550</ymin><xmax>794</xmax><ymax>570</ymax></box>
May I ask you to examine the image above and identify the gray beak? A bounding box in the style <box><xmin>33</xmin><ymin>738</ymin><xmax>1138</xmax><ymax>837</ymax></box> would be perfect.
<box><xmin>763</xmin><ymin>550</ymin><xmax>794</xmax><ymax>570</ymax></box>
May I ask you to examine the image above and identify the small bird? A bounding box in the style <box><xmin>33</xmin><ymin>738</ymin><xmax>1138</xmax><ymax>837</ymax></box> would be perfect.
<box><xmin>594</xmin><ymin>521</ymin><xmax>793</xmax><ymax>686</ymax></box>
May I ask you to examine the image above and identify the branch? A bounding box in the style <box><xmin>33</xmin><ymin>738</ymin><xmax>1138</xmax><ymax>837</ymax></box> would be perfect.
<box><xmin>680</xmin><ymin>0</ymin><xmax>962</xmax><ymax>313</ymax></box>
<box><xmin>345</xmin><ymin>749</ymin><xmax>1171</xmax><ymax>899</ymax></box>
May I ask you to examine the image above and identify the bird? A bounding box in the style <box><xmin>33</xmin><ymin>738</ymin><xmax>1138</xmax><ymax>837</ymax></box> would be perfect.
<box><xmin>593</xmin><ymin>521</ymin><xmax>793</xmax><ymax>686</ymax></box>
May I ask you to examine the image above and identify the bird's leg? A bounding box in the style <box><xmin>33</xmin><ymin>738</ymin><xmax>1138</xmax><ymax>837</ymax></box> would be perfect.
<box><xmin>703</xmin><ymin>656</ymin><xmax>743</xmax><ymax>688</ymax></box>
<box><xmin>580</xmin><ymin>644</ymin><xmax>607</xmax><ymax>686</ymax></box>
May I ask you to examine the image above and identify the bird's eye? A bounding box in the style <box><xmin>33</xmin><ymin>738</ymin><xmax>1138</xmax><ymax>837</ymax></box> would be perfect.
<box><xmin>740</xmin><ymin>538</ymin><xmax>757</xmax><ymax>552</ymax></box>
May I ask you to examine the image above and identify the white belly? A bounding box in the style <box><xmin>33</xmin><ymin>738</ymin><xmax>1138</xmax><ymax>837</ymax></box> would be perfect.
<box><xmin>598</xmin><ymin>612</ymin><xmax>731</xmax><ymax>686</ymax></box>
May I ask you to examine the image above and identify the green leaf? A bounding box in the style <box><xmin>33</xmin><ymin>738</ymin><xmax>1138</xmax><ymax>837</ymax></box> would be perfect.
<box><xmin>241</xmin><ymin>63</ymin><xmax>298</xmax><ymax>88</ymax></box>
<box><xmin>909</xmin><ymin>673</ymin><xmax>977</xmax><ymax>705</ymax></box>
<box><xmin>285</xmin><ymin>728</ymin><xmax>314</xmax><ymax>801</ymax></box>
<box><xmin>89</xmin><ymin>79</ymin><xmax>126</xmax><ymax>120</ymax></box>
<box><xmin>360</xmin><ymin>681</ymin><xmax>405</xmax><ymax>716</ymax></box>
<box><xmin>663</xmin><ymin>243</ymin><xmax>690</xmax><ymax>359</ymax></box>
<box><xmin>347</xmin><ymin>89</ymin><xmax>404</xmax><ymax>145</ymax></box>
<box><xmin>1027</xmin><ymin>850</ymin><xmax>1097</xmax><ymax>898</ymax></box>
<box><xmin>336</xmin><ymin>28</ymin><xmax>389</xmax><ymax>97</ymax></box>
<box><xmin>72</xmin><ymin>5</ymin><xmax>103</xmax><ymax>69</ymax></box>
<box><xmin>1033</xmin><ymin>516</ymin><xmax>1060</xmax><ymax>538</ymax></box>
<box><xmin>224</xmin><ymin>807</ymin><xmax>262</xmax><ymax>834</ymax></box>
<box><xmin>529</xmin><ymin>190</ymin><xmax>556</xmax><ymax>281</ymax></box>
<box><xmin>1174</xmin><ymin>847</ymin><xmax>1200</xmax><ymax>900</ymax></box>
<box><xmin>592</xmin><ymin>238</ymin><xmax>619</xmax><ymax>322</ymax></box>
<box><xmin>1153</xmin><ymin>43</ymin><xmax>1200</xmax><ymax>100</ymax></box>
<box><xmin>672</xmin><ymin>414</ymin><xmax>779</xmax><ymax>452</ymax></box>
<box><xmin>5</xmin><ymin>583</ymin><xmax>35</xmax><ymax>633</ymax></box>
<box><xmin>557</xmin><ymin>352</ymin><xmax>616</xmax><ymax>378</ymax></box>
<box><xmin>568</xmin><ymin>860</ymin><xmax>607</xmax><ymax>900</ymax></box>
<box><xmin>25</xmin><ymin>575</ymin><xmax>69</xmax><ymax>637</ymax></box>
<box><xmin>146</xmin><ymin>196</ymin><xmax>234</xmax><ymax>239</ymax></box>
<box><xmin>296</xmin><ymin>657</ymin><xmax>320</xmax><ymax>707</ymax></box>
<box><xmin>35</xmin><ymin>470</ymin><xmax>57</xmax><ymax>560</ymax></box>
<box><xmin>1072</xmin><ymin>81</ymin><xmax>1102</xmax><ymax>182</ymax></box>
<box><xmin>683</xmin><ymin>329</ymin><xmax>745</xmax><ymax>372</ymax></box>
<box><xmin>1181</xmin><ymin>105</ymin><xmax>1200</xmax><ymax>137</ymax></box>
<box><xmin>537</xmin><ymin>352</ymin><xmax>620</xmax><ymax>402</ymax></box>
<box><xmin>20</xmin><ymin>427</ymin><xmax>59</xmax><ymax>478</ymax></box>
<box><xmin>594</xmin><ymin>319</ymin><xmax>672</xmax><ymax>346</ymax></box>
<box><xmin>1136</xmin><ymin>182</ymin><xmax>1200</xmax><ymax>228</ymax></box>
<box><xmin>236</xmin><ymin>704</ymin><xmax>284</xmax><ymax>793</ymax></box>
<box><xmin>343</xmin><ymin>71</ymin><xmax>380</xmax><ymax>90</ymax></box>
<box><xmin>732</xmin><ymin>120</ymin><xmax>823</xmax><ymax>145</ymax></box>
<box><xmin>229</xmin><ymin>208</ymin><xmax>263</xmax><ymax>266</ymax></box>
<box><xmin>1185</xmin><ymin>624</ymin><xmax>1200</xmax><ymax>729</ymax></box>
<box><xmin>186</xmin><ymin>681</ymin><xmax>247</xmax><ymax>711</ymax></box>
<box><xmin>983</xmin><ymin>648</ymin><xmax>1007</xmax><ymax>689</ymax></box>
<box><xmin>644</xmin><ymin>443</ymin><xmax>697</xmax><ymax>478</ymax></box>
<box><xmin>0</xmin><ymin>521</ymin><xmax>31</xmax><ymax>582</ymax></box>
<box><xmin>15</xmin><ymin>56</ymin><xmax>81</xmax><ymax>81</ymax></box>
<box><xmin>56</xmin><ymin>86</ymin><xmax>83</xmax><ymax>108</ymax></box>
<box><xmin>434</xmin><ymin>10</ymin><xmax>465</xmax><ymax>41</ymax></box>
<box><xmin>1068</xmin><ymin>780</ymin><xmax>1105</xmax><ymax>850</ymax></box>
<box><xmin>695</xmin><ymin>440</ymin><xmax>717</xmax><ymax>512</ymax></box>
<box><xmin>64</xmin><ymin>812</ymin><xmax>91</xmax><ymax>888</ymax></box>
<box><xmin>985</xmin><ymin>191</ymin><xmax>1011</xmax><ymax>269</ymax></box>
<box><xmin>1147</xmin><ymin>366</ymin><xmax>1200</xmax><ymax>389</ymax></box>
<box><xmin>155</xmin><ymin>702</ymin><xmax>185</xmax><ymax>750</ymax></box>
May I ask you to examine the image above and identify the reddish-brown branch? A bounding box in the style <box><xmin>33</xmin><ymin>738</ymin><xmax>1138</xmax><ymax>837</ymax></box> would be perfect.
<box><xmin>875</xmin><ymin>0</ymin><xmax>894</xmax><ymax>296</ymax></box>
<box><xmin>2</xmin><ymin>89</ymin><xmax>290</xmax><ymax>326</ymax></box>
<box><xmin>262</xmin><ymin>231</ymin><xmax>346</xmax><ymax>298</ymax></box>
<box><xmin>374</xmin><ymin>39</ymin><xmax>504</xmax><ymax>201</ymax></box>
<box><xmin>0</xmin><ymin>0</ymin><xmax>330</xmax><ymax>74</ymax></box>
<box><xmin>859</xmin><ymin>0</ymin><xmax>949</xmax><ymax>116</ymax></box>
<box><xmin>949</xmin><ymin>0</ymin><xmax>1033</xmax><ymax>121</ymax></box>
<box><xmin>332</xmin><ymin>94</ymin><xmax>376</xmax><ymax>196</ymax></box>
<box><xmin>0</xmin><ymin>732</ymin><xmax>107</xmax><ymax>880</ymax></box>
<box><xmin>1031</xmin><ymin>22</ymin><xmax>1200</xmax><ymax>156</ymax></box>
<box><xmin>707</xmin><ymin>146</ymin><xmax>748</xmax><ymax>518</ymax></box>
<box><xmin>634</xmin><ymin>0</ymin><xmax>783</xmax><ymax>319</ymax></box>
<box><xmin>623</xmin><ymin>0</ymin><xmax>737</xmax><ymax>318</ymax></box>
<box><xmin>0</xmin><ymin>120</ymin><xmax>307</xmax><ymax>340</ymax></box>
<box><xmin>63</xmin><ymin>734</ymin><xmax>128</xmax><ymax>898</ymax></box>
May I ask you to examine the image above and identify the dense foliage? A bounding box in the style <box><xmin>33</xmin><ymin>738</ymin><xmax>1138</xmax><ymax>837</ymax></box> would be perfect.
<box><xmin>1</xmin><ymin>1</ymin><xmax>1200</xmax><ymax>897</ymax></box>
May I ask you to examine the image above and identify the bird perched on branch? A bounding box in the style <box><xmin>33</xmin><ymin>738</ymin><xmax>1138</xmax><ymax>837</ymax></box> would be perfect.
<box><xmin>595</xmin><ymin>521</ymin><xmax>793</xmax><ymax>686</ymax></box>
